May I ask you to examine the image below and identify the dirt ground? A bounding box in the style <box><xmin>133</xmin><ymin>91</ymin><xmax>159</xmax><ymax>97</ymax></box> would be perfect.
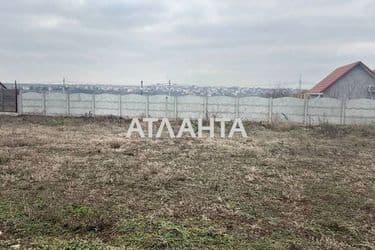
<box><xmin>0</xmin><ymin>115</ymin><xmax>374</xmax><ymax>249</ymax></box>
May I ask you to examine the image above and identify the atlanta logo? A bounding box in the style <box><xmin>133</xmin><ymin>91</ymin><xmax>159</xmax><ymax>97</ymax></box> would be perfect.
<box><xmin>126</xmin><ymin>118</ymin><xmax>247</xmax><ymax>138</ymax></box>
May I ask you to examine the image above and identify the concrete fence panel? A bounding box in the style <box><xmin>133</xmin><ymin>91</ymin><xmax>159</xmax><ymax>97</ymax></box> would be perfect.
<box><xmin>239</xmin><ymin>97</ymin><xmax>269</xmax><ymax>122</ymax></box>
<box><xmin>94</xmin><ymin>94</ymin><xmax>119</xmax><ymax>116</ymax></box>
<box><xmin>176</xmin><ymin>95</ymin><xmax>206</xmax><ymax>119</ymax></box>
<box><xmin>121</xmin><ymin>94</ymin><xmax>147</xmax><ymax>118</ymax></box>
<box><xmin>148</xmin><ymin>95</ymin><xmax>175</xmax><ymax>118</ymax></box>
<box><xmin>208</xmin><ymin>96</ymin><xmax>236</xmax><ymax>119</ymax></box>
<box><xmin>46</xmin><ymin>92</ymin><xmax>67</xmax><ymax>115</ymax></box>
<box><xmin>346</xmin><ymin>99</ymin><xmax>375</xmax><ymax>125</ymax></box>
<box><xmin>69</xmin><ymin>93</ymin><xmax>93</xmax><ymax>116</ymax></box>
<box><xmin>18</xmin><ymin>91</ymin><xmax>375</xmax><ymax>126</ymax></box>
<box><xmin>273</xmin><ymin>97</ymin><xmax>305</xmax><ymax>123</ymax></box>
<box><xmin>307</xmin><ymin>98</ymin><xmax>342</xmax><ymax>125</ymax></box>
<box><xmin>21</xmin><ymin>92</ymin><xmax>43</xmax><ymax>114</ymax></box>
<box><xmin>177</xmin><ymin>95</ymin><xmax>205</xmax><ymax>119</ymax></box>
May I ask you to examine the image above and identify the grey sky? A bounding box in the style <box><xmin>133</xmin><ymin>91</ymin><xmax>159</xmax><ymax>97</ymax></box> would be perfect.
<box><xmin>1</xmin><ymin>0</ymin><xmax>374</xmax><ymax>88</ymax></box>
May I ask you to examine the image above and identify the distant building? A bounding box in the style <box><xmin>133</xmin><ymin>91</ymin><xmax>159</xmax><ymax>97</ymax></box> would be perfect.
<box><xmin>308</xmin><ymin>61</ymin><xmax>375</xmax><ymax>99</ymax></box>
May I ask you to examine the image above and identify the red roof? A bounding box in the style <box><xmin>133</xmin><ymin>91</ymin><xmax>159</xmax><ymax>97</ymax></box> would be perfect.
<box><xmin>309</xmin><ymin>61</ymin><xmax>375</xmax><ymax>93</ymax></box>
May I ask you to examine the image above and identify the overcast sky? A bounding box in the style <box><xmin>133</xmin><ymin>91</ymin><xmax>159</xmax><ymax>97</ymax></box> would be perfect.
<box><xmin>0</xmin><ymin>0</ymin><xmax>374</xmax><ymax>88</ymax></box>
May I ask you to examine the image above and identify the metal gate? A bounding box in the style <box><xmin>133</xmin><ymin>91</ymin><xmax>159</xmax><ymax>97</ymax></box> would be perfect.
<box><xmin>0</xmin><ymin>83</ymin><xmax>18</xmax><ymax>113</ymax></box>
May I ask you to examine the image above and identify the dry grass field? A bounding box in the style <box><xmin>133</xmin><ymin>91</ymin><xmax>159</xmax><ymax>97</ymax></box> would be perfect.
<box><xmin>0</xmin><ymin>115</ymin><xmax>374</xmax><ymax>249</ymax></box>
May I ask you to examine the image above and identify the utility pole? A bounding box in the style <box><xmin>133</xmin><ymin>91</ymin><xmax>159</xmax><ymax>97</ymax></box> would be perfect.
<box><xmin>298</xmin><ymin>74</ymin><xmax>302</xmax><ymax>98</ymax></box>
<box><xmin>15</xmin><ymin>80</ymin><xmax>18</xmax><ymax>113</ymax></box>
<box><xmin>62</xmin><ymin>78</ymin><xmax>66</xmax><ymax>94</ymax></box>
<box><xmin>168</xmin><ymin>80</ymin><xmax>171</xmax><ymax>96</ymax></box>
<box><xmin>140</xmin><ymin>80</ymin><xmax>144</xmax><ymax>95</ymax></box>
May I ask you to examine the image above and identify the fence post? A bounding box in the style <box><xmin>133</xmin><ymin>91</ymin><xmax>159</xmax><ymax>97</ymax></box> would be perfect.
<box><xmin>174</xmin><ymin>95</ymin><xmax>178</xmax><ymax>119</ymax></box>
<box><xmin>268</xmin><ymin>97</ymin><xmax>273</xmax><ymax>124</ymax></box>
<box><xmin>118</xmin><ymin>94</ymin><xmax>122</xmax><ymax>118</ymax></box>
<box><xmin>91</xmin><ymin>93</ymin><xmax>96</xmax><ymax>116</ymax></box>
<box><xmin>303</xmin><ymin>96</ymin><xmax>309</xmax><ymax>125</ymax></box>
<box><xmin>1</xmin><ymin>88</ymin><xmax>4</xmax><ymax>112</ymax></box>
<box><xmin>340</xmin><ymin>98</ymin><xmax>346</xmax><ymax>125</ymax></box>
<box><xmin>42</xmin><ymin>91</ymin><xmax>47</xmax><ymax>116</ymax></box>
<box><xmin>204</xmin><ymin>96</ymin><xmax>208</xmax><ymax>119</ymax></box>
<box><xmin>146</xmin><ymin>95</ymin><xmax>149</xmax><ymax>117</ymax></box>
<box><xmin>235</xmin><ymin>96</ymin><xmax>239</xmax><ymax>118</ymax></box>
<box><xmin>17</xmin><ymin>89</ymin><xmax>23</xmax><ymax>114</ymax></box>
<box><xmin>165</xmin><ymin>96</ymin><xmax>169</xmax><ymax>118</ymax></box>
<box><xmin>14</xmin><ymin>81</ymin><xmax>18</xmax><ymax>113</ymax></box>
<box><xmin>66</xmin><ymin>92</ymin><xmax>70</xmax><ymax>116</ymax></box>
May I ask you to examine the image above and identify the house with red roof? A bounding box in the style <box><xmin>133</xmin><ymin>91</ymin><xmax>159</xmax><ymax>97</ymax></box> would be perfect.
<box><xmin>308</xmin><ymin>61</ymin><xmax>375</xmax><ymax>99</ymax></box>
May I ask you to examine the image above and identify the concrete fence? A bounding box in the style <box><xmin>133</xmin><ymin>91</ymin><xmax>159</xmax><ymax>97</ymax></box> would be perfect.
<box><xmin>18</xmin><ymin>91</ymin><xmax>375</xmax><ymax>125</ymax></box>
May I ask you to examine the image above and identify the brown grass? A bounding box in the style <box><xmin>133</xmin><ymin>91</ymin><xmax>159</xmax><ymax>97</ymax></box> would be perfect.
<box><xmin>0</xmin><ymin>115</ymin><xmax>374</xmax><ymax>249</ymax></box>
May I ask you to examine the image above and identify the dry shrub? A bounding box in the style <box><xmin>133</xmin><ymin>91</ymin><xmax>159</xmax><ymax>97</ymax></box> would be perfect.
<box><xmin>0</xmin><ymin>154</ymin><xmax>9</xmax><ymax>165</ymax></box>
<box><xmin>316</xmin><ymin>123</ymin><xmax>346</xmax><ymax>138</ymax></box>
<box><xmin>108</xmin><ymin>140</ymin><xmax>121</xmax><ymax>149</ymax></box>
